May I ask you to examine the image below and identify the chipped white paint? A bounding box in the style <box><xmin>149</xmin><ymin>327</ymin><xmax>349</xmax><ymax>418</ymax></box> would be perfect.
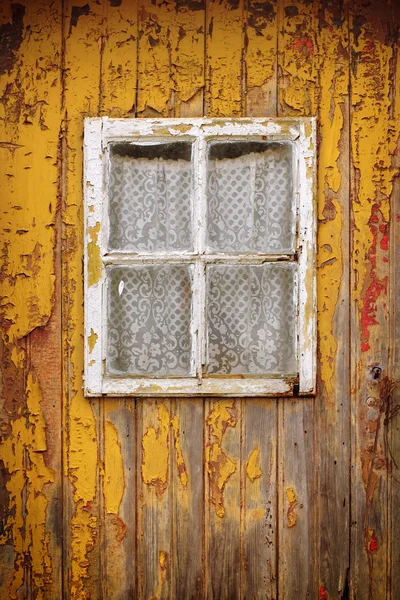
<box><xmin>83</xmin><ymin>118</ymin><xmax>316</xmax><ymax>397</ymax></box>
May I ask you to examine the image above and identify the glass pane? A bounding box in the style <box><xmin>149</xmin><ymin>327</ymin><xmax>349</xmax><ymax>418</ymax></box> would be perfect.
<box><xmin>109</xmin><ymin>142</ymin><xmax>193</xmax><ymax>252</ymax></box>
<box><xmin>107</xmin><ymin>265</ymin><xmax>192</xmax><ymax>375</ymax></box>
<box><xmin>206</xmin><ymin>264</ymin><xmax>296</xmax><ymax>375</ymax></box>
<box><xmin>206</xmin><ymin>142</ymin><xmax>294</xmax><ymax>253</ymax></box>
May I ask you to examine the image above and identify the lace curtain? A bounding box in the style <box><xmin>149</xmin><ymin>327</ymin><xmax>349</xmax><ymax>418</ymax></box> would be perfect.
<box><xmin>109</xmin><ymin>155</ymin><xmax>193</xmax><ymax>252</ymax></box>
<box><xmin>206</xmin><ymin>264</ymin><xmax>296</xmax><ymax>375</ymax></box>
<box><xmin>206</xmin><ymin>144</ymin><xmax>294</xmax><ymax>253</ymax></box>
<box><xmin>107</xmin><ymin>265</ymin><xmax>192</xmax><ymax>375</ymax></box>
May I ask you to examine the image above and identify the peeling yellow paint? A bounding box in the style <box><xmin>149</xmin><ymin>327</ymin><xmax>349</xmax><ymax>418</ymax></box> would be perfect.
<box><xmin>246</xmin><ymin>447</ymin><xmax>262</xmax><ymax>482</ymax></box>
<box><xmin>142</xmin><ymin>403</ymin><xmax>170</xmax><ymax>498</ymax></box>
<box><xmin>104</xmin><ymin>421</ymin><xmax>125</xmax><ymax>514</ymax></box>
<box><xmin>206</xmin><ymin>0</ymin><xmax>244</xmax><ymax>117</ymax></box>
<box><xmin>0</xmin><ymin>372</ymin><xmax>54</xmax><ymax>598</ymax></box>
<box><xmin>279</xmin><ymin>0</ymin><xmax>316</xmax><ymax>116</ymax></box>
<box><xmin>88</xmin><ymin>328</ymin><xmax>98</xmax><ymax>354</ymax></box>
<box><xmin>141</xmin><ymin>405</ymin><xmax>190</xmax><ymax>497</ymax></box>
<box><xmin>87</xmin><ymin>222</ymin><xmax>101</xmax><ymax>287</ymax></box>
<box><xmin>286</xmin><ymin>487</ymin><xmax>298</xmax><ymax>528</ymax></box>
<box><xmin>206</xmin><ymin>401</ymin><xmax>238</xmax><ymax>517</ymax></box>
<box><xmin>316</xmin><ymin>3</ymin><xmax>348</xmax><ymax>406</ymax></box>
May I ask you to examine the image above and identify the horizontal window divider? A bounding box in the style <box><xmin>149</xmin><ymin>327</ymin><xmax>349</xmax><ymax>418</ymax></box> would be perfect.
<box><xmin>95</xmin><ymin>376</ymin><xmax>296</xmax><ymax>397</ymax></box>
<box><xmin>103</xmin><ymin>253</ymin><xmax>297</xmax><ymax>265</ymax></box>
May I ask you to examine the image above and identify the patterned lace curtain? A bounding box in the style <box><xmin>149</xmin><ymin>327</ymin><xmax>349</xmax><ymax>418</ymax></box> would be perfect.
<box><xmin>109</xmin><ymin>155</ymin><xmax>192</xmax><ymax>252</ymax></box>
<box><xmin>107</xmin><ymin>265</ymin><xmax>192</xmax><ymax>375</ymax></box>
<box><xmin>206</xmin><ymin>145</ymin><xmax>294</xmax><ymax>253</ymax></box>
<box><xmin>206</xmin><ymin>264</ymin><xmax>296</xmax><ymax>375</ymax></box>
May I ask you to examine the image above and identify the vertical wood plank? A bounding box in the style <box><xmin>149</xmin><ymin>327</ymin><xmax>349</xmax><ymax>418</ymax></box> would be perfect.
<box><xmin>62</xmin><ymin>2</ymin><xmax>104</xmax><ymax>598</ymax></box>
<box><xmin>205</xmin><ymin>0</ymin><xmax>245</xmax><ymax>117</ymax></box>
<box><xmin>206</xmin><ymin>400</ymin><xmax>242</xmax><ymax>600</ymax></box>
<box><xmin>245</xmin><ymin>0</ymin><xmax>277</xmax><ymax>116</ymax></box>
<box><xmin>0</xmin><ymin>1</ymin><xmax>63</xmax><ymax>598</ymax></box>
<box><xmin>100</xmin><ymin>4</ymin><xmax>138</xmax><ymax>597</ymax></box>
<box><xmin>315</xmin><ymin>1</ymin><xmax>351</xmax><ymax>598</ymax></box>
<box><xmin>137</xmin><ymin>399</ymin><xmax>172</xmax><ymax>600</ymax></box>
<box><xmin>350</xmin><ymin>2</ymin><xmax>400</xmax><ymax>598</ymax></box>
<box><xmin>103</xmin><ymin>401</ymin><xmax>137</xmax><ymax>599</ymax></box>
<box><xmin>101</xmin><ymin>0</ymin><xmax>138</xmax><ymax>117</ymax></box>
<box><xmin>277</xmin><ymin>1</ymin><xmax>318</xmax><ymax>598</ymax></box>
<box><xmin>137</xmin><ymin>0</ymin><xmax>175</xmax><ymax>117</ymax></box>
<box><xmin>204</xmin><ymin>4</ymin><xmax>244</xmax><ymax>597</ymax></box>
<box><xmin>170</xmin><ymin>399</ymin><xmax>204</xmax><ymax>599</ymax></box>
<box><xmin>242</xmin><ymin>4</ymin><xmax>279</xmax><ymax>598</ymax></box>
<box><xmin>242</xmin><ymin>400</ymin><xmax>278</xmax><ymax>600</ymax></box>
<box><xmin>167</xmin><ymin>4</ymin><xmax>205</xmax><ymax>597</ymax></box>
<box><xmin>390</xmin><ymin>28</ymin><xmax>400</xmax><ymax>597</ymax></box>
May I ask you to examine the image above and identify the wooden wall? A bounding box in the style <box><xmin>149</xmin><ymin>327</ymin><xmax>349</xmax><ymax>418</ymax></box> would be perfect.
<box><xmin>1</xmin><ymin>0</ymin><xmax>400</xmax><ymax>598</ymax></box>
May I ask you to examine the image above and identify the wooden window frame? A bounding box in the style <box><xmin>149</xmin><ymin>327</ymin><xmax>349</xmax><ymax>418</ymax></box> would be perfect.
<box><xmin>84</xmin><ymin>117</ymin><xmax>316</xmax><ymax>397</ymax></box>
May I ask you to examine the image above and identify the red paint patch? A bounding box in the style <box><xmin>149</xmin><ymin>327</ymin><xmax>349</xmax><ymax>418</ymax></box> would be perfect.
<box><xmin>319</xmin><ymin>586</ymin><xmax>328</xmax><ymax>600</ymax></box>
<box><xmin>290</xmin><ymin>36</ymin><xmax>314</xmax><ymax>56</ymax></box>
<box><xmin>368</xmin><ymin>531</ymin><xmax>378</xmax><ymax>553</ymax></box>
<box><xmin>360</xmin><ymin>204</ymin><xmax>388</xmax><ymax>352</ymax></box>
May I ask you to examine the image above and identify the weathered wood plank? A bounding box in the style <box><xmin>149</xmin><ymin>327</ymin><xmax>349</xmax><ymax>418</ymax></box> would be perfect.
<box><xmin>390</xmin><ymin>37</ymin><xmax>400</xmax><ymax>598</ymax></box>
<box><xmin>242</xmin><ymin>6</ymin><xmax>279</xmax><ymax>597</ymax></box>
<box><xmin>245</xmin><ymin>0</ymin><xmax>277</xmax><ymax>116</ymax></box>
<box><xmin>0</xmin><ymin>1</ymin><xmax>63</xmax><ymax>598</ymax></box>
<box><xmin>170</xmin><ymin>399</ymin><xmax>204</xmax><ymax>599</ymax></box>
<box><xmin>350</xmin><ymin>2</ymin><xmax>399</xmax><ymax>597</ymax></box>
<box><xmin>315</xmin><ymin>1</ymin><xmax>351</xmax><ymax>597</ymax></box>
<box><xmin>137</xmin><ymin>399</ymin><xmax>172</xmax><ymax>600</ymax></box>
<box><xmin>242</xmin><ymin>400</ymin><xmax>278</xmax><ymax>600</ymax></box>
<box><xmin>62</xmin><ymin>2</ymin><xmax>104</xmax><ymax>598</ymax></box>
<box><xmin>205</xmin><ymin>400</ymin><xmax>242</xmax><ymax>600</ymax></box>
<box><xmin>277</xmin><ymin>2</ymin><xmax>318</xmax><ymax>598</ymax></box>
<box><xmin>205</xmin><ymin>0</ymin><xmax>244</xmax><ymax>117</ymax></box>
<box><xmin>103</xmin><ymin>401</ymin><xmax>137</xmax><ymax>599</ymax></box>
<box><xmin>101</xmin><ymin>0</ymin><xmax>138</xmax><ymax>118</ymax></box>
<box><xmin>100</xmin><ymin>4</ymin><xmax>138</xmax><ymax>597</ymax></box>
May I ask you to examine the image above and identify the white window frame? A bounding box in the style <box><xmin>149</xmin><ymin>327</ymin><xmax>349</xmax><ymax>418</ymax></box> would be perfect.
<box><xmin>84</xmin><ymin>117</ymin><xmax>316</xmax><ymax>397</ymax></box>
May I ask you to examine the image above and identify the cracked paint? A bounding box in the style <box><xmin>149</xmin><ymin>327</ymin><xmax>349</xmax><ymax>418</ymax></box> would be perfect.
<box><xmin>246</xmin><ymin>447</ymin><xmax>262</xmax><ymax>482</ymax></box>
<box><xmin>206</xmin><ymin>400</ymin><xmax>238</xmax><ymax>517</ymax></box>
<box><xmin>0</xmin><ymin>372</ymin><xmax>54</xmax><ymax>599</ymax></box>
<box><xmin>141</xmin><ymin>404</ymin><xmax>189</xmax><ymax>498</ymax></box>
<box><xmin>286</xmin><ymin>487</ymin><xmax>298</xmax><ymax>528</ymax></box>
<box><xmin>104</xmin><ymin>420</ymin><xmax>125</xmax><ymax>514</ymax></box>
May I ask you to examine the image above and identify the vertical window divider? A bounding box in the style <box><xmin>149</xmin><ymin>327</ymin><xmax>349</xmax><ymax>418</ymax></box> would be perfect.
<box><xmin>196</xmin><ymin>131</ymin><xmax>207</xmax><ymax>377</ymax></box>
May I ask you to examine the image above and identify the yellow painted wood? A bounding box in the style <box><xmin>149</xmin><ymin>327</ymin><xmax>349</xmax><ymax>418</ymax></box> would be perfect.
<box><xmin>0</xmin><ymin>1</ymin><xmax>63</xmax><ymax>598</ymax></box>
<box><xmin>1</xmin><ymin>1</ymin><xmax>400</xmax><ymax>598</ymax></box>
<box><xmin>62</xmin><ymin>2</ymin><xmax>104</xmax><ymax>598</ymax></box>
<box><xmin>277</xmin><ymin>1</ymin><xmax>318</xmax><ymax>597</ymax></box>
<box><xmin>350</xmin><ymin>3</ymin><xmax>399</xmax><ymax>598</ymax></box>
<box><xmin>245</xmin><ymin>0</ymin><xmax>277</xmax><ymax>116</ymax></box>
<box><xmin>206</xmin><ymin>0</ymin><xmax>244</xmax><ymax>117</ymax></box>
<box><xmin>315</xmin><ymin>1</ymin><xmax>351</xmax><ymax>597</ymax></box>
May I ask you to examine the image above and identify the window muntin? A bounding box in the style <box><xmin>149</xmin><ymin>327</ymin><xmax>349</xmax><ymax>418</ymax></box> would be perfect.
<box><xmin>84</xmin><ymin>118</ymin><xmax>316</xmax><ymax>396</ymax></box>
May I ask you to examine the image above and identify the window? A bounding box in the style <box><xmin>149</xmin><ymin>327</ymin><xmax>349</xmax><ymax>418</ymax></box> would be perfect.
<box><xmin>84</xmin><ymin>118</ymin><xmax>316</xmax><ymax>397</ymax></box>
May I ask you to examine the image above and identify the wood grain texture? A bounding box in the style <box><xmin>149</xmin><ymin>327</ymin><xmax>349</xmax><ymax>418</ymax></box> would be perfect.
<box><xmin>1</xmin><ymin>1</ymin><xmax>400</xmax><ymax>599</ymax></box>
<box><xmin>315</xmin><ymin>1</ymin><xmax>351</xmax><ymax>597</ymax></box>
<box><xmin>62</xmin><ymin>2</ymin><xmax>104</xmax><ymax>598</ymax></box>
<box><xmin>277</xmin><ymin>2</ymin><xmax>318</xmax><ymax>598</ymax></box>
<box><xmin>0</xmin><ymin>1</ymin><xmax>63</xmax><ymax>598</ymax></box>
<box><xmin>350</xmin><ymin>2</ymin><xmax>399</xmax><ymax>598</ymax></box>
<box><xmin>206</xmin><ymin>400</ymin><xmax>242</xmax><ymax>600</ymax></box>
